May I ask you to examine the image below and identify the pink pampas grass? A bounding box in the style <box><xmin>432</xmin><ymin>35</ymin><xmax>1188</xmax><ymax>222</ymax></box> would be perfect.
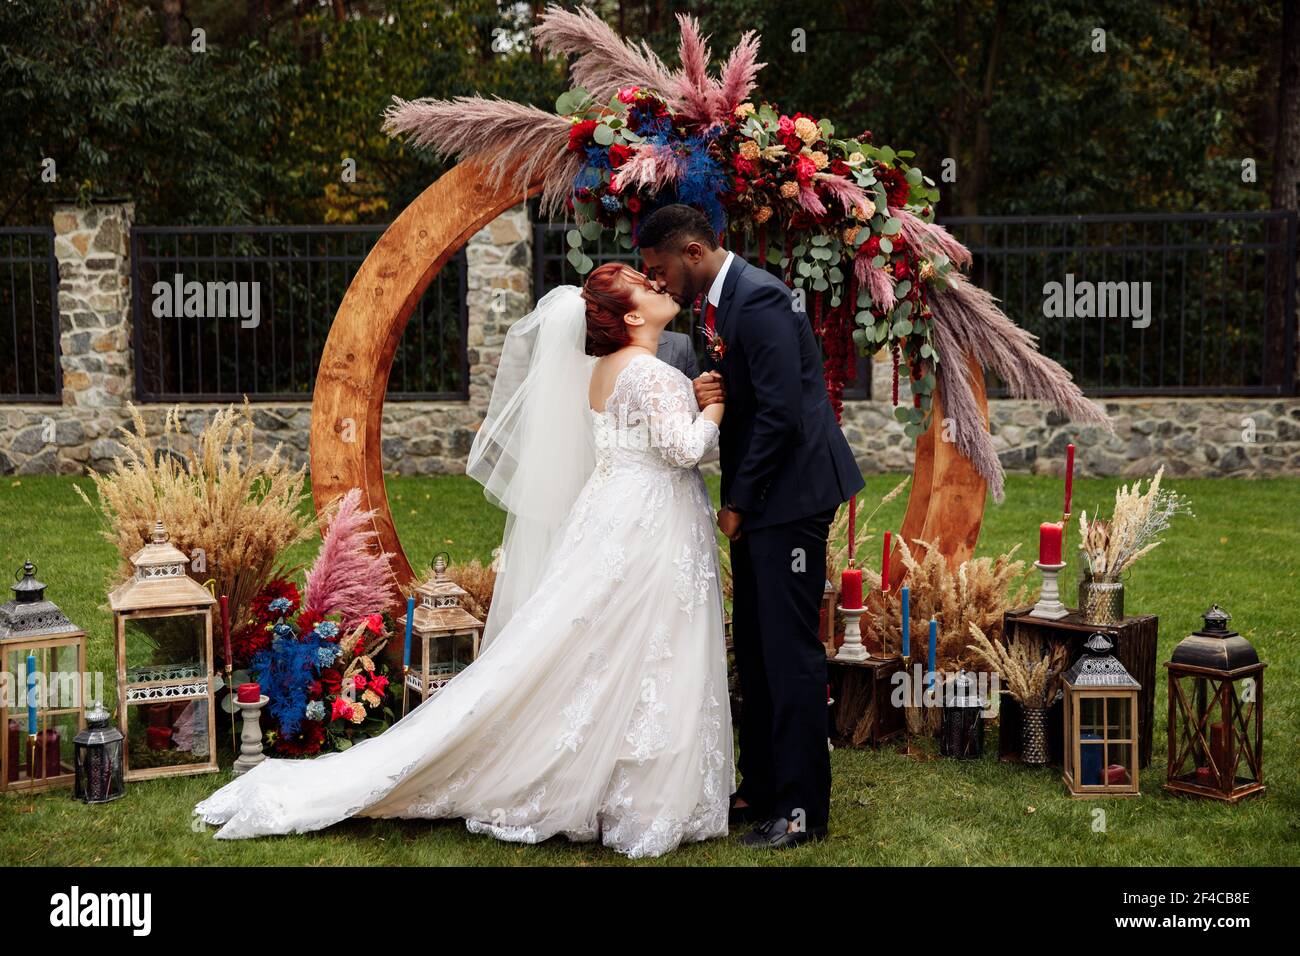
<box><xmin>893</xmin><ymin>208</ymin><xmax>973</xmax><ymax>271</ymax></box>
<box><xmin>817</xmin><ymin>173</ymin><xmax>871</xmax><ymax>215</ymax></box>
<box><xmin>301</xmin><ymin>487</ymin><xmax>399</xmax><ymax>633</ymax></box>
<box><xmin>531</xmin><ymin>4</ymin><xmax>676</xmax><ymax>102</ymax></box>
<box><xmin>670</xmin><ymin>13</ymin><xmax>721</xmax><ymax>126</ymax></box>
<box><xmin>796</xmin><ymin>183</ymin><xmax>828</xmax><ymax>217</ymax></box>
<box><xmin>717</xmin><ymin>30</ymin><xmax>764</xmax><ymax>116</ymax></box>
<box><xmin>855</xmin><ymin>255</ymin><xmax>898</xmax><ymax>312</ymax></box>
<box><xmin>612</xmin><ymin>142</ymin><xmax>686</xmax><ymax>193</ymax></box>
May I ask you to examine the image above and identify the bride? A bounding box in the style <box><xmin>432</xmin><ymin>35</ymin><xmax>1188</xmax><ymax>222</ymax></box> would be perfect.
<box><xmin>193</xmin><ymin>263</ymin><xmax>734</xmax><ymax>859</ymax></box>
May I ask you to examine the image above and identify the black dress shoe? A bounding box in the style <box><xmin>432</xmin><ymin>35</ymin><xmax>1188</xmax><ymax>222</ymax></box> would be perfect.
<box><xmin>738</xmin><ymin>817</ymin><xmax>829</xmax><ymax>850</ymax></box>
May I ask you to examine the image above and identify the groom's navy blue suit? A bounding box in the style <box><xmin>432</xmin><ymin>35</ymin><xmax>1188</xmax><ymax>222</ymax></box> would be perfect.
<box><xmin>704</xmin><ymin>255</ymin><xmax>864</xmax><ymax>830</ymax></box>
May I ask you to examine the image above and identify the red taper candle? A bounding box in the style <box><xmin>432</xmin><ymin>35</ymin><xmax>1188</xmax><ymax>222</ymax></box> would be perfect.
<box><xmin>881</xmin><ymin>531</ymin><xmax>892</xmax><ymax>592</ymax></box>
<box><xmin>847</xmin><ymin>495</ymin><xmax>857</xmax><ymax>564</ymax></box>
<box><xmin>220</xmin><ymin>594</ymin><xmax>231</xmax><ymax>669</ymax></box>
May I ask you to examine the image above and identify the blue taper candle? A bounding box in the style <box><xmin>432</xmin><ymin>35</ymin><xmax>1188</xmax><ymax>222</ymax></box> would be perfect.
<box><xmin>927</xmin><ymin>618</ymin><xmax>938</xmax><ymax>688</ymax></box>
<box><xmin>403</xmin><ymin>595</ymin><xmax>415</xmax><ymax>669</ymax></box>
<box><xmin>900</xmin><ymin>586</ymin><xmax>911</xmax><ymax>657</ymax></box>
<box><xmin>26</xmin><ymin>652</ymin><xmax>37</xmax><ymax>734</ymax></box>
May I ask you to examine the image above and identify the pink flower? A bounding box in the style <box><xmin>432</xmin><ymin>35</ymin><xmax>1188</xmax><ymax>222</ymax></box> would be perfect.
<box><xmin>616</xmin><ymin>86</ymin><xmax>640</xmax><ymax>104</ymax></box>
<box><xmin>778</xmin><ymin>115</ymin><xmax>795</xmax><ymax>137</ymax></box>
<box><xmin>330</xmin><ymin>697</ymin><xmax>353</xmax><ymax>721</ymax></box>
<box><xmin>795</xmin><ymin>155</ymin><xmax>817</xmax><ymax>182</ymax></box>
<box><xmin>352</xmin><ymin>673</ymin><xmax>368</xmax><ymax>692</ymax></box>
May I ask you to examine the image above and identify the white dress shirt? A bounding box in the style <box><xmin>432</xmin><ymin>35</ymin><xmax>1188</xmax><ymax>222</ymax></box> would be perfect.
<box><xmin>707</xmin><ymin>250</ymin><xmax>735</xmax><ymax>308</ymax></box>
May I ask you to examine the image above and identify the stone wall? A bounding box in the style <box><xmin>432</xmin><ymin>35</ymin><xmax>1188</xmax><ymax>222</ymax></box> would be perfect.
<box><xmin>2</xmin><ymin>201</ymin><xmax>1298</xmax><ymax>481</ymax></box>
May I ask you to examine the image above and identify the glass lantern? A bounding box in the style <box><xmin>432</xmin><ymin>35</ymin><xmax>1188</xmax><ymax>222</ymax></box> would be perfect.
<box><xmin>1062</xmin><ymin>632</ymin><xmax>1141</xmax><ymax>797</ymax></box>
<box><xmin>0</xmin><ymin>561</ymin><xmax>88</xmax><ymax>794</ymax></box>
<box><xmin>1164</xmin><ymin>605</ymin><xmax>1265</xmax><ymax>802</ymax></box>
<box><xmin>74</xmin><ymin>700</ymin><xmax>125</xmax><ymax>803</ymax></box>
<box><xmin>108</xmin><ymin>519</ymin><xmax>218</xmax><ymax>781</ymax></box>
<box><xmin>402</xmin><ymin>554</ymin><xmax>483</xmax><ymax>714</ymax></box>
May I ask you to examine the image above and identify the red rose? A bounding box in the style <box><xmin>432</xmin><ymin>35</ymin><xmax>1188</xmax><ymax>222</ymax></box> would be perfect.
<box><xmin>893</xmin><ymin>257</ymin><xmax>911</xmax><ymax>280</ymax></box>
<box><xmin>829</xmin><ymin>159</ymin><xmax>850</xmax><ymax>177</ymax></box>
<box><xmin>781</xmin><ymin>133</ymin><xmax>803</xmax><ymax>155</ymax></box>
<box><xmin>320</xmin><ymin>667</ymin><xmax>342</xmax><ymax>695</ymax></box>
<box><xmin>862</xmin><ymin>235</ymin><xmax>882</xmax><ymax>258</ymax></box>
<box><xmin>568</xmin><ymin>120</ymin><xmax>597</xmax><ymax>152</ymax></box>
<box><xmin>625</xmin><ymin>196</ymin><xmax>642</xmax><ymax>213</ymax></box>
<box><xmin>608</xmin><ymin>143</ymin><xmax>632</xmax><ymax>168</ymax></box>
<box><xmin>795</xmin><ymin>156</ymin><xmax>817</xmax><ymax>182</ymax></box>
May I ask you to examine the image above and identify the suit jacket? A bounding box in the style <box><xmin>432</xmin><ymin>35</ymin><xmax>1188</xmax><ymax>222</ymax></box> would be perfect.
<box><xmin>703</xmin><ymin>257</ymin><xmax>864</xmax><ymax>531</ymax></box>
<box><xmin>656</xmin><ymin>329</ymin><xmax>700</xmax><ymax>380</ymax></box>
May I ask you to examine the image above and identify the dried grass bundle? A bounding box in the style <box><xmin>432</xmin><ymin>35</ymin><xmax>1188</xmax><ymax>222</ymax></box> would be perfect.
<box><xmin>1078</xmin><ymin>466</ymin><xmax>1193</xmax><ymax>576</ymax></box>
<box><xmin>966</xmin><ymin>622</ymin><xmax>1068</xmax><ymax>709</ymax></box>
<box><xmin>861</xmin><ymin>538</ymin><xmax>1037</xmax><ymax>666</ymax></box>
<box><xmin>826</xmin><ymin>476</ymin><xmax>910</xmax><ymax>581</ymax></box>
<box><xmin>74</xmin><ymin>401</ymin><xmax>315</xmax><ymax>635</ymax></box>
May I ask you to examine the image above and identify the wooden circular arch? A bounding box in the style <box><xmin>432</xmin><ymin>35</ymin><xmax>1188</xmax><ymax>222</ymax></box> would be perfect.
<box><xmin>309</xmin><ymin>160</ymin><xmax>989</xmax><ymax>636</ymax></box>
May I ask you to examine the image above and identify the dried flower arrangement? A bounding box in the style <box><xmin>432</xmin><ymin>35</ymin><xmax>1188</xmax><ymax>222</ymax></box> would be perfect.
<box><xmin>443</xmin><ymin>558</ymin><xmax>498</xmax><ymax>623</ymax></box>
<box><xmin>966</xmin><ymin>621</ymin><xmax>1069</xmax><ymax>709</ymax></box>
<box><xmin>861</xmin><ymin>536</ymin><xmax>1038</xmax><ymax>667</ymax></box>
<box><xmin>1077</xmin><ymin>466</ymin><xmax>1193</xmax><ymax>577</ymax></box>
<box><xmin>74</xmin><ymin>401</ymin><xmax>316</xmax><ymax>644</ymax></box>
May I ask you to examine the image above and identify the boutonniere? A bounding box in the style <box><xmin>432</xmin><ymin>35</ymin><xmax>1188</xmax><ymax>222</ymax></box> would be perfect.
<box><xmin>698</xmin><ymin>324</ymin><xmax>727</xmax><ymax>363</ymax></box>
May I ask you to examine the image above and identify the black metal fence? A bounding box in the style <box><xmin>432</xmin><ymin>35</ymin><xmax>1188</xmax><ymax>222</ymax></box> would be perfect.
<box><xmin>535</xmin><ymin>211</ymin><xmax>1299</xmax><ymax>398</ymax></box>
<box><xmin>0</xmin><ymin>227</ymin><xmax>61</xmax><ymax>402</ymax></box>
<box><xmin>940</xmin><ymin>211</ymin><xmax>1298</xmax><ymax>397</ymax></box>
<box><xmin>130</xmin><ymin>226</ymin><xmax>468</xmax><ymax>402</ymax></box>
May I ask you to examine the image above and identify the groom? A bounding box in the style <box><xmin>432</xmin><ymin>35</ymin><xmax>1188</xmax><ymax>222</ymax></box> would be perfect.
<box><xmin>638</xmin><ymin>205</ymin><xmax>864</xmax><ymax>849</ymax></box>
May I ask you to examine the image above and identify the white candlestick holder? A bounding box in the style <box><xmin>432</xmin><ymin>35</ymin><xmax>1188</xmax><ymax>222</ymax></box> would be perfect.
<box><xmin>232</xmin><ymin>694</ymin><xmax>269</xmax><ymax>776</ymax></box>
<box><xmin>1030</xmin><ymin>561</ymin><xmax>1069</xmax><ymax>620</ymax></box>
<box><xmin>835</xmin><ymin>604</ymin><xmax>869</xmax><ymax>662</ymax></box>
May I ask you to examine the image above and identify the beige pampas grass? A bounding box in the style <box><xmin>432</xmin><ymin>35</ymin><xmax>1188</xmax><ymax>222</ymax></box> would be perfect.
<box><xmin>444</xmin><ymin>559</ymin><xmax>498</xmax><ymax>624</ymax></box>
<box><xmin>827</xmin><ymin>476</ymin><xmax>910</xmax><ymax>582</ymax></box>
<box><xmin>966</xmin><ymin>621</ymin><xmax>1068</xmax><ymax>709</ymax></box>
<box><xmin>74</xmin><ymin>401</ymin><xmax>316</xmax><ymax>636</ymax></box>
<box><xmin>1077</xmin><ymin>466</ymin><xmax>1193</xmax><ymax>575</ymax></box>
<box><xmin>862</xmin><ymin>537</ymin><xmax>1038</xmax><ymax>665</ymax></box>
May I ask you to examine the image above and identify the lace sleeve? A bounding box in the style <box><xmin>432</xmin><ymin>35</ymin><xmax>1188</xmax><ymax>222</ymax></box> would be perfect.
<box><xmin>630</xmin><ymin>358</ymin><xmax>720</xmax><ymax>469</ymax></box>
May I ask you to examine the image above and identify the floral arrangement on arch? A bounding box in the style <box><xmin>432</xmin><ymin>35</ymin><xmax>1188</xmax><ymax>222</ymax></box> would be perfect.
<box><xmin>383</xmin><ymin>4</ymin><xmax>1113</xmax><ymax>499</ymax></box>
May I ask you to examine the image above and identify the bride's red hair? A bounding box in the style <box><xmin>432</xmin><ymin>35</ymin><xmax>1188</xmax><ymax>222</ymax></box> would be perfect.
<box><xmin>580</xmin><ymin>263</ymin><xmax>640</xmax><ymax>356</ymax></box>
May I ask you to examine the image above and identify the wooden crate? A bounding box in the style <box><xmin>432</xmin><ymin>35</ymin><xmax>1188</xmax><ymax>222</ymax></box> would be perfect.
<box><xmin>998</xmin><ymin>609</ymin><xmax>1158</xmax><ymax>768</ymax></box>
<box><xmin>827</xmin><ymin>656</ymin><xmax>906</xmax><ymax>749</ymax></box>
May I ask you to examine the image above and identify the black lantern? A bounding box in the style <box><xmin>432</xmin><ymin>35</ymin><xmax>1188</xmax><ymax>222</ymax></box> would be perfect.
<box><xmin>1164</xmin><ymin>605</ymin><xmax>1265</xmax><ymax>802</ymax></box>
<box><xmin>940</xmin><ymin>670</ymin><xmax>985</xmax><ymax>758</ymax></box>
<box><xmin>74</xmin><ymin>700</ymin><xmax>125</xmax><ymax>804</ymax></box>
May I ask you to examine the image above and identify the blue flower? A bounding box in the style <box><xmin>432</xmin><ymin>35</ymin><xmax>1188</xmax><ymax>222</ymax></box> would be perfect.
<box><xmin>600</xmin><ymin>194</ymin><xmax>621</xmax><ymax>213</ymax></box>
<box><xmin>304</xmin><ymin>700</ymin><xmax>325</xmax><ymax>722</ymax></box>
<box><xmin>315</xmin><ymin>620</ymin><xmax>340</xmax><ymax>639</ymax></box>
<box><xmin>316</xmin><ymin>644</ymin><xmax>341</xmax><ymax>667</ymax></box>
<box><xmin>268</xmin><ymin>597</ymin><xmax>292</xmax><ymax>613</ymax></box>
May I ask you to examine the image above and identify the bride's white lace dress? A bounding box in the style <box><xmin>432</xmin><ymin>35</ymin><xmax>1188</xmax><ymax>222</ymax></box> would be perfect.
<box><xmin>193</xmin><ymin>352</ymin><xmax>733</xmax><ymax>859</ymax></box>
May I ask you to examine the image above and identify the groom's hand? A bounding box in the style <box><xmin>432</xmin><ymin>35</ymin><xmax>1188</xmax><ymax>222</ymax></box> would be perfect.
<box><xmin>693</xmin><ymin>371</ymin><xmax>726</xmax><ymax>408</ymax></box>
<box><xmin>717</xmin><ymin>506</ymin><xmax>743</xmax><ymax>541</ymax></box>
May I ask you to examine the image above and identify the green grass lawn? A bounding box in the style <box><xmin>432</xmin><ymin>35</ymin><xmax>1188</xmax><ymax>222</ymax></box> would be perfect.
<box><xmin>1</xmin><ymin>472</ymin><xmax>1296</xmax><ymax>866</ymax></box>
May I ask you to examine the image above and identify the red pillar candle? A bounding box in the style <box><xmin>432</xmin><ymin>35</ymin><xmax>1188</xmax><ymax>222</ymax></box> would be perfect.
<box><xmin>881</xmin><ymin>531</ymin><xmax>892</xmax><ymax>592</ymax></box>
<box><xmin>1064</xmin><ymin>443</ymin><xmax>1075</xmax><ymax>516</ymax></box>
<box><xmin>237</xmin><ymin>682</ymin><xmax>261</xmax><ymax>704</ymax></box>
<box><xmin>840</xmin><ymin>568</ymin><xmax>864</xmax><ymax>609</ymax></box>
<box><xmin>147</xmin><ymin>726</ymin><xmax>173</xmax><ymax>750</ymax></box>
<box><xmin>1039</xmin><ymin>522</ymin><xmax>1063</xmax><ymax>565</ymax></box>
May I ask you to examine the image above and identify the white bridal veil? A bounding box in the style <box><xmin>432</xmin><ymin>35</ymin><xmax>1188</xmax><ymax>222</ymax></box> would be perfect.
<box><xmin>466</xmin><ymin>285</ymin><xmax>597</xmax><ymax>650</ymax></box>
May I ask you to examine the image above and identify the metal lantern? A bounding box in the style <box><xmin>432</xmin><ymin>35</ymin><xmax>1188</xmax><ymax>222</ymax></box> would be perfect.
<box><xmin>1062</xmin><ymin>633</ymin><xmax>1141</xmax><ymax>797</ymax></box>
<box><xmin>73</xmin><ymin>700</ymin><xmax>125</xmax><ymax>803</ymax></box>
<box><xmin>940</xmin><ymin>670</ymin><xmax>986</xmax><ymax>759</ymax></box>
<box><xmin>108</xmin><ymin>519</ymin><xmax>218</xmax><ymax>781</ymax></box>
<box><xmin>401</xmin><ymin>554</ymin><xmax>483</xmax><ymax>714</ymax></box>
<box><xmin>0</xmin><ymin>561</ymin><xmax>87</xmax><ymax>793</ymax></box>
<box><xmin>1164</xmin><ymin>605</ymin><xmax>1265</xmax><ymax>803</ymax></box>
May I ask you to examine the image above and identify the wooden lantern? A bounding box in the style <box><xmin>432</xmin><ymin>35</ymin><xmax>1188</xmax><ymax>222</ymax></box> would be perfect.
<box><xmin>0</xmin><ymin>561</ymin><xmax>87</xmax><ymax>793</ymax></box>
<box><xmin>1062</xmin><ymin>633</ymin><xmax>1141</xmax><ymax>797</ymax></box>
<box><xmin>401</xmin><ymin>554</ymin><xmax>483</xmax><ymax>714</ymax></box>
<box><xmin>108</xmin><ymin>519</ymin><xmax>218</xmax><ymax>781</ymax></box>
<box><xmin>1164</xmin><ymin>605</ymin><xmax>1265</xmax><ymax>803</ymax></box>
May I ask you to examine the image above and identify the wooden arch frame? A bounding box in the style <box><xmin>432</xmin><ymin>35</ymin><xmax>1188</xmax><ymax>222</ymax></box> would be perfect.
<box><xmin>309</xmin><ymin>159</ymin><xmax>988</xmax><ymax>622</ymax></box>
